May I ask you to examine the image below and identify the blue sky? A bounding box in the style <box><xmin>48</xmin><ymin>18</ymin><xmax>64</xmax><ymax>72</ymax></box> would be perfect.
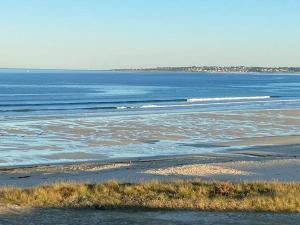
<box><xmin>0</xmin><ymin>0</ymin><xmax>299</xmax><ymax>69</ymax></box>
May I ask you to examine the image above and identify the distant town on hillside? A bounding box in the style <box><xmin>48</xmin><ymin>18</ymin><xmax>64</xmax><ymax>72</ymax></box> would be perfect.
<box><xmin>117</xmin><ymin>66</ymin><xmax>300</xmax><ymax>74</ymax></box>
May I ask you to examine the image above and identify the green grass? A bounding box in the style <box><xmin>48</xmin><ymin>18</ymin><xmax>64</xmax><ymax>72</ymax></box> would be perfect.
<box><xmin>1</xmin><ymin>181</ymin><xmax>300</xmax><ymax>212</ymax></box>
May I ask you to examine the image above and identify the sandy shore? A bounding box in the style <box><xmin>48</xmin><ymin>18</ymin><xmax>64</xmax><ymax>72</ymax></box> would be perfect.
<box><xmin>219</xmin><ymin>135</ymin><xmax>300</xmax><ymax>148</ymax></box>
<box><xmin>0</xmin><ymin>118</ymin><xmax>299</xmax><ymax>224</ymax></box>
<box><xmin>1</xmin><ymin>108</ymin><xmax>299</xmax><ymax>166</ymax></box>
<box><xmin>0</xmin><ymin>143</ymin><xmax>299</xmax><ymax>187</ymax></box>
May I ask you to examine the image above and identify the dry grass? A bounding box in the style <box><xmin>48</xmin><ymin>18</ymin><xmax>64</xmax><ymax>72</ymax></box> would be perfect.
<box><xmin>0</xmin><ymin>180</ymin><xmax>299</xmax><ymax>212</ymax></box>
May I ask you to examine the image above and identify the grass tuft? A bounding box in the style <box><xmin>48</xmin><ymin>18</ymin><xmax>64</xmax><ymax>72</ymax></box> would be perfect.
<box><xmin>0</xmin><ymin>180</ymin><xmax>299</xmax><ymax>212</ymax></box>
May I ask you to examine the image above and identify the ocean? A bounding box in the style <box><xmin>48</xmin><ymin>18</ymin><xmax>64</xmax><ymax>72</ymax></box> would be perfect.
<box><xmin>1</xmin><ymin>71</ymin><xmax>300</xmax><ymax>166</ymax></box>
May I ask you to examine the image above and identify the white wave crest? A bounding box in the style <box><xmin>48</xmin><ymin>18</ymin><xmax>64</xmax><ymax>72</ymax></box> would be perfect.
<box><xmin>140</xmin><ymin>105</ymin><xmax>163</xmax><ymax>108</ymax></box>
<box><xmin>187</xmin><ymin>96</ymin><xmax>271</xmax><ymax>102</ymax></box>
<box><xmin>116</xmin><ymin>106</ymin><xmax>128</xmax><ymax>109</ymax></box>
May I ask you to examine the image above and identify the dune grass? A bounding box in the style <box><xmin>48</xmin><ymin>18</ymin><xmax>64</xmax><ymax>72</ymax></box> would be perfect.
<box><xmin>0</xmin><ymin>180</ymin><xmax>300</xmax><ymax>212</ymax></box>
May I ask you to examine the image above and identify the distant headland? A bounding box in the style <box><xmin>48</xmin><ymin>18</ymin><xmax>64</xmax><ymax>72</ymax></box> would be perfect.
<box><xmin>116</xmin><ymin>66</ymin><xmax>300</xmax><ymax>74</ymax></box>
<box><xmin>1</xmin><ymin>66</ymin><xmax>300</xmax><ymax>74</ymax></box>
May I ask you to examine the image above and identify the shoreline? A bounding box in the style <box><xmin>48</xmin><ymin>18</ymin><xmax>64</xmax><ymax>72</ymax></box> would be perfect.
<box><xmin>1</xmin><ymin>133</ymin><xmax>300</xmax><ymax>170</ymax></box>
<box><xmin>1</xmin><ymin>107</ymin><xmax>300</xmax><ymax>167</ymax></box>
<box><xmin>1</xmin><ymin>143</ymin><xmax>299</xmax><ymax>187</ymax></box>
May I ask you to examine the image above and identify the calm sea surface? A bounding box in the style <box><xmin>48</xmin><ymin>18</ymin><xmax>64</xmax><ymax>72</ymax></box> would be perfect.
<box><xmin>0</xmin><ymin>71</ymin><xmax>300</xmax><ymax>166</ymax></box>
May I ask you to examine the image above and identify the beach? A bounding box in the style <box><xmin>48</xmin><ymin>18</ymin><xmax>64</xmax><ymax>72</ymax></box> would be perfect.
<box><xmin>1</xmin><ymin>144</ymin><xmax>300</xmax><ymax>225</ymax></box>
<box><xmin>1</xmin><ymin>108</ymin><xmax>300</xmax><ymax>186</ymax></box>
<box><xmin>1</xmin><ymin>72</ymin><xmax>300</xmax><ymax>224</ymax></box>
<box><xmin>1</xmin><ymin>142</ymin><xmax>300</xmax><ymax>187</ymax></box>
<box><xmin>1</xmin><ymin>107</ymin><xmax>300</xmax><ymax>186</ymax></box>
<box><xmin>1</xmin><ymin>108</ymin><xmax>300</xmax><ymax>167</ymax></box>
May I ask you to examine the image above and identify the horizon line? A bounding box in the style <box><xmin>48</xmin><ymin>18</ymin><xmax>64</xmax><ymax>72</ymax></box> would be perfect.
<box><xmin>1</xmin><ymin>65</ymin><xmax>300</xmax><ymax>72</ymax></box>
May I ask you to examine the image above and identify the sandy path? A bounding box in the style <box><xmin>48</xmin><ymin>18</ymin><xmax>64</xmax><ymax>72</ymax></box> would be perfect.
<box><xmin>1</xmin><ymin>207</ymin><xmax>300</xmax><ymax>225</ymax></box>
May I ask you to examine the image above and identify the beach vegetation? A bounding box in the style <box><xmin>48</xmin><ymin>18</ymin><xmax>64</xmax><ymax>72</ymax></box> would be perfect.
<box><xmin>0</xmin><ymin>180</ymin><xmax>299</xmax><ymax>212</ymax></box>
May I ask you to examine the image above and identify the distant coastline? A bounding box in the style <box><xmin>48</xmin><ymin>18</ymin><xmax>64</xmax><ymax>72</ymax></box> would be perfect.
<box><xmin>116</xmin><ymin>66</ymin><xmax>300</xmax><ymax>74</ymax></box>
<box><xmin>1</xmin><ymin>66</ymin><xmax>300</xmax><ymax>74</ymax></box>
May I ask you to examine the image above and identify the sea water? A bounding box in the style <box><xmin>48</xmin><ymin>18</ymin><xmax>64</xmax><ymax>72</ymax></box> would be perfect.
<box><xmin>0</xmin><ymin>70</ymin><xmax>300</xmax><ymax>166</ymax></box>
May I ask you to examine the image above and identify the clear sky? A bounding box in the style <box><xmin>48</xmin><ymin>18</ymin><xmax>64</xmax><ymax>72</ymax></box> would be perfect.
<box><xmin>0</xmin><ymin>0</ymin><xmax>299</xmax><ymax>69</ymax></box>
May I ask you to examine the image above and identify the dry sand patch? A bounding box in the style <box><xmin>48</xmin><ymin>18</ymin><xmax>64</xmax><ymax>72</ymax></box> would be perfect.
<box><xmin>144</xmin><ymin>163</ymin><xmax>252</xmax><ymax>176</ymax></box>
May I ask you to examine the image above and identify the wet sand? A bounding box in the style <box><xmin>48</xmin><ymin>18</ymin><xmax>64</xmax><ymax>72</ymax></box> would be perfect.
<box><xmin>219</xmin><ymin>135</ymin><xmax>300</xmax><ymax>147</ymax></box>
<box><xmin>1</xmin><ymin>108</ymin><xmax>299</xmax><ymax>166</ymax></box>
<box><xmin>0</xmin><ymin>143</ymin><xmax>300</xmax><ymax>187</ymax></box>
<box><xmin>40</xmin><ymin>152</ymin><xmax>106</xmax><ymax>160</ymax></box>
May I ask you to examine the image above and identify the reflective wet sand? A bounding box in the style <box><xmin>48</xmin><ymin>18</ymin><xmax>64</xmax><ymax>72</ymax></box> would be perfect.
<box><xmin>0</xmin><ymin>108</ymin><xmax>299</xmax><ymax>165</ymax></box>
